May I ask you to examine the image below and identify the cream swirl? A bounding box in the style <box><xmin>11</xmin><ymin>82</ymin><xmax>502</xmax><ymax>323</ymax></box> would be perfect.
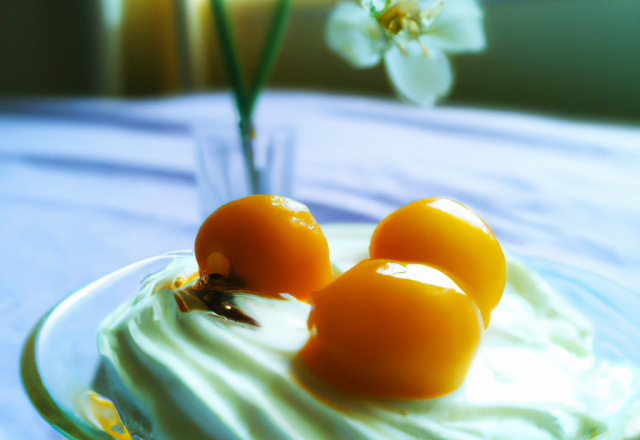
<box><xmin>97</xmin><ymin>226</ymin><xmax>640</xmax><ymax>440</ymax></box>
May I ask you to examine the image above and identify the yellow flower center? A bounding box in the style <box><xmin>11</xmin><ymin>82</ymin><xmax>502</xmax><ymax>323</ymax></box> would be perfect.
<box><xmin>378</xmin><ymin>0</ymin><xmax>444</xmax><ymax>40</ymax></box>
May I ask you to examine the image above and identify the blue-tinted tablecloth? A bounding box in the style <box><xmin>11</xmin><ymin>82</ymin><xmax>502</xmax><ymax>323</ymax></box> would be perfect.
<box><xmin>2</xmin><ymin>92</ymin><xmax>640</xmax><ymax>439</ymax></box>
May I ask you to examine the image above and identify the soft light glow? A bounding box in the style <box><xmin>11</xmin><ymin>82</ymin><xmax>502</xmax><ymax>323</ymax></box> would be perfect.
<box><xmin>427</xmin><ymin>198</ymin><xmax>490</xmax><ymax>234</ymax></box>
<box><xmin>102</xmin><ymin>0</ymin><xmax>123</xmax><ymax>30</ymax></box>
<box><xmin>377</xmin><ymin>261</ymin><xmax>464</xmax><ymax>293</ymax></box>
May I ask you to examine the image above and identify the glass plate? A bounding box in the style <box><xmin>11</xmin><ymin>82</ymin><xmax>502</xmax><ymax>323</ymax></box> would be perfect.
<box><xmin>21</xmin><ymin>234</ymin><xmax>640</xmax><ymax>440</ymax></box>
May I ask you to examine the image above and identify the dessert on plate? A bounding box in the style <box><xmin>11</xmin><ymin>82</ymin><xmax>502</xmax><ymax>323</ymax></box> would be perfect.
<box><xmin>86</xmin><ymin>195</ymin><xmax>640</xmax><ymax>440</ymax></box>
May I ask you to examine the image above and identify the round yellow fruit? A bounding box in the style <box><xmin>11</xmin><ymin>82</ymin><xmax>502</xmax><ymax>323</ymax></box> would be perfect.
<box><xmin>194</xmin><ymin>195</ymin><xmax>332</xmax><ymax>301</ymax></box>
<box><xmin>300</xmin><ymin>259</ymin><xmax>483</xmax><ymax>399</ymax></box>
<box><xmin>369</xmin><ymin>197</ymin><xmax>506</xmax><ymax>327</ymax></box>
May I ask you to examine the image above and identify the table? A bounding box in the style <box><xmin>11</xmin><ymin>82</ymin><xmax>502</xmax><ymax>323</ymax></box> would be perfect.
<box><xmin>1</xmin><ymin>92</ymin><xmax>640</xmax><ymax>439</ymax></box>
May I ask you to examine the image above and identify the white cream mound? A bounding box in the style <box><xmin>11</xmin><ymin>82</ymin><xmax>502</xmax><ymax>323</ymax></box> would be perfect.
<box><xmin>97</xmin><ymin>224</ymin><xmax>640</xmax><ymax>440</ymax></box>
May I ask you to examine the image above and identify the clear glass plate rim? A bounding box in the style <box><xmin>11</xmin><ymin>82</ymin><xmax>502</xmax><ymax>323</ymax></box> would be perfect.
<box><xmin>20</xmin><ymin>249</ymin><xmax>640</xmax><ymax>440</ymax></box>
<box><xmin>21</xmin><ymin>250</ymin><xmax>193</xmax><ymax>440</ymax></box>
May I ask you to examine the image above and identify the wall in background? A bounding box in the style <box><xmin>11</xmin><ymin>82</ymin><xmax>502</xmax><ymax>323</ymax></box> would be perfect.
<box><xmin>450</xmin><ymin>0</ymin><xmax>640</xmax><ymax>121</ymax></box>
<box><xmin>0</xmin><ymin>0</ymin><xmax>101</xmax><ymax>95</ymax></box>
<box><xmin>0</xmin><ymin>0</ymin><xmax>638</xmax><ymax>122</ymax></box>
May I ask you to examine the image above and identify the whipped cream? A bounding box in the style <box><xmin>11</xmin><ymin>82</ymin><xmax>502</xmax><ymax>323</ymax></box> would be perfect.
<box><xmin>96</xmin><ymin>225</ymin><xmax>640</xmax><ymax>440</ymax></box>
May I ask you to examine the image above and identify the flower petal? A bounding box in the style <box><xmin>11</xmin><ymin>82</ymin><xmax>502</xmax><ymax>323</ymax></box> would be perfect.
<box><xmin>326</xmin><ymin>2</ymin><xmax>386</xmax><ymax>68</ymax></box>
<box><xmin>384</xmin><ymin>44</ymin><xmax>453</xmax><ymax>106</ymax></box>
<box><xmin>422</xmin><ymin>0</ymin><xmax>485</xmax><ymax>53</ymax></box>
<box><xmin>361</xmin><ymin>0</ymin><xmax>387</xmax><ymax>13</ymax></box>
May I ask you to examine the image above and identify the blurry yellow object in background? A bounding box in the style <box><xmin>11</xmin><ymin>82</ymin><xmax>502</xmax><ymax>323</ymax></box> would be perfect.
<box><xmin>101</xmin><ymin>0</ymin><xmax>339</xmax><ymax>96</ymax></box>
<box><xmin>120</xmin><ymin>0</ymin><xmax>181</xmax><ymax>95</ymax></box>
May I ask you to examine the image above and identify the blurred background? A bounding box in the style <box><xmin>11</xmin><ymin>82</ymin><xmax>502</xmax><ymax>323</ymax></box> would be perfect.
<box><xmin>1</xmin><ymin>0</ymin><xmax>639</xmax><ymax>122</ymax></box>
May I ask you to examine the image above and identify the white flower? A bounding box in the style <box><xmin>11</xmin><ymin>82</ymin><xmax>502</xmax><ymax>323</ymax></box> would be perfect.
<box><xmin>326</xmin><ymin>0</ymin><xmax>485</xmax><ymax>106</ymax></box>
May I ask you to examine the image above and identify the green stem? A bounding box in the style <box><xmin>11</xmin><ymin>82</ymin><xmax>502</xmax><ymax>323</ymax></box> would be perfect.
<box><xmin>209</xmin><ymin>0</ymin><xmax>292</xmax><ymax>195</ymax></box>
<box><xmin>246</xmin><ymin>0</ymin><xmax>293</xmax><ymax>117</ymax></box>
<box><xmin>209</xmin><ymin>0</ymin><xmax>250</xmax><ymax>116</ymax></box>
<box><xmin>239</xmin><ymin>117</ymin><xmax>260</xmax><ymax>193</ymax></box>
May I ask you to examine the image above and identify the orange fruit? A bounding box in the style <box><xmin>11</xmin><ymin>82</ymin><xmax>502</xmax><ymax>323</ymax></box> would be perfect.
<box><xmin>301</xmin><ymin>259</ymin><xmax>483</xmax><ymax>399</ymax></box>
<box><xmin>194</xmin><ymin>195</ymin><xmax>332</xmax><ymax>301</ymax></box>
<box><xmin>369</xmin><ymin>198</ymin><xmax>506</xmax><ymax>327</ymax></box>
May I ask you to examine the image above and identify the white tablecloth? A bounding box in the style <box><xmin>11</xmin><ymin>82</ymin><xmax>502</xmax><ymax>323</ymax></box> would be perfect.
<box><xmin>1</xmin><ymin>92</ymin><xmax>640</xmax><ymax>439</ymax></box>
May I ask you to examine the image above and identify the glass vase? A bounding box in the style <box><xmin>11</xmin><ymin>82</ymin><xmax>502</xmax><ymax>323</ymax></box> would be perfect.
<box><xmin>193</xmin><ymin>123</ymin><xmax>295</xmax><ymax>219</ymax></box>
